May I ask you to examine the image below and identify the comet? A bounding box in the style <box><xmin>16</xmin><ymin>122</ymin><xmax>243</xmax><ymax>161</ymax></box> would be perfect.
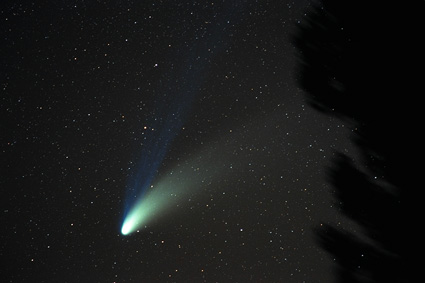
<box><xmin>120</xmin><ymin>2</ymin><xmax>248</xmax><ymax>235</ymax></box>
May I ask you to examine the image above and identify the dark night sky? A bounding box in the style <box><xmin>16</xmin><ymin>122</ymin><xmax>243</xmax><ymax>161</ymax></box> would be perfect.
<box><xmin>1</xmin><ymin>1</ymin><xmax>359</xmax><ymax>282</ymax></box>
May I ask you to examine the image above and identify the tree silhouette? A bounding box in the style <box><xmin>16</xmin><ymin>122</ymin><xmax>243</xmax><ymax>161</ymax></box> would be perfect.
<box><xmin>294</xmin><ymin>1</ymin><xmax>424</xmax><ymax>282</ymax></box>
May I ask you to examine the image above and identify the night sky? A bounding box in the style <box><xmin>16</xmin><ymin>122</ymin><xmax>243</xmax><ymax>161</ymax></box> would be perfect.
<box><xmin>1</xmin><ymin>1</ymin><xmax>358</xmax><ymax>282</ymax></box>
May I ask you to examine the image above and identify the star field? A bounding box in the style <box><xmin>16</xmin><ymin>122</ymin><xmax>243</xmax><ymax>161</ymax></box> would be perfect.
<box><xmin>1</xmin><ymin>1</ymin><xmax>359</xmax><ymax>282</ymax></box>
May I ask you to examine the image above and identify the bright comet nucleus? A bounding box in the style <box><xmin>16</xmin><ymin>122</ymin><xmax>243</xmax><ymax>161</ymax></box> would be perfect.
<box><xmin>121</xmin><ymin>220</ymin><xmax>132</xmax><ymax>235</ymax></box>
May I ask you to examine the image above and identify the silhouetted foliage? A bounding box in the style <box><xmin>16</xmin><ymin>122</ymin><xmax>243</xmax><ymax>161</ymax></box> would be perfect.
<box><xmin>294</xmin><ymin>1</ymin><xmax>424</xmax><ymax>282</ymax></box>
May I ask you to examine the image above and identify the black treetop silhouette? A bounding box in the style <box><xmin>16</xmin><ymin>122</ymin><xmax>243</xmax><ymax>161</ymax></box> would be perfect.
<box><xmin>294</xmin><ymin>1</ymin><xmax>424</xmax><ymax>282</ymax></box>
